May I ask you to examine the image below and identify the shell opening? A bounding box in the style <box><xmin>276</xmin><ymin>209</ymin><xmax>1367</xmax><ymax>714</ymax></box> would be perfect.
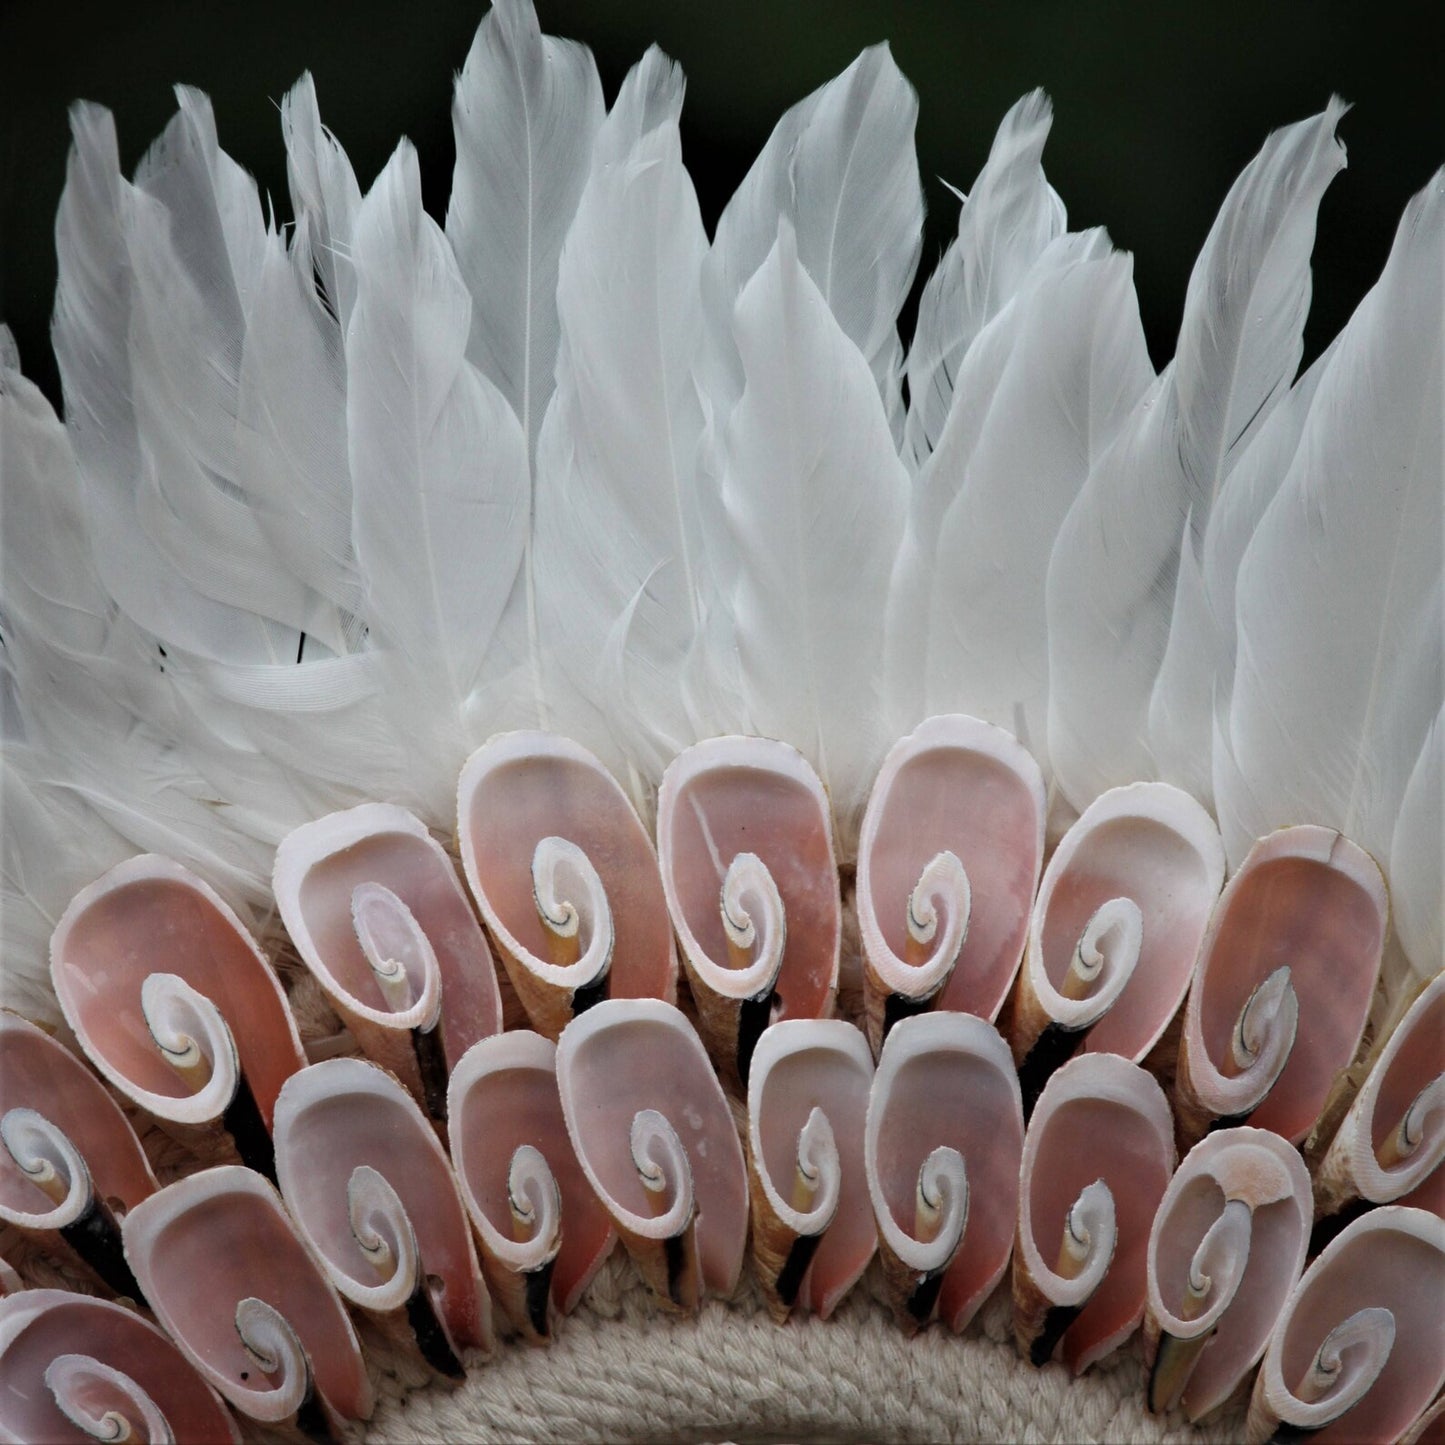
<box><xmin>887</xmin><ymin>1145</ymin><xmax>966</xmax><ymax>1275</ymax></box>
<box><xmin>45</xmin><ymin>1354</ymin><xmax>173</xmax><ymax>1445</ymax></box>
<box><xmin>1378</xmin><ymin>1076</ymin><xmax>1445</xmax><ymax>1170</ymax></box>
<box><xmin>787</xmin><ymin>1107</ymin><xmax>841</xmax><ymax>1235</ymax></box>
<box><xmin>1291</xmin><ymin>1306</ymin><xmax>1396</xmax><ymax>1419</ymax></box>
<box><xmin>346</xmin><ymin>1164</ymin><xmax>420</xmax><ymax>1301</ymax></box>
<box><xmin>629</xmin><ymin>1108</ymin><xmax>694</xmax><ymax>1238</ymax></box>
<box><xmin>900</xmin><ymin>851</ymin><xmax>971</xmax><ymax>995</ymax></box>
<box><xmin>506</xmin><ymin>1144</ymin><xmax>562</xmax><ymax>1262</ymax></box>
<box><xmin>351</xmin><ymin>882</ymin><xmax>443</xmax><ymax>1030</ymax></box>
<box><xmin>139</xmin><ymin>973</ymin><xmax>240</xmax><ymax>1118</ymax></box>
<box><xmin>719</xmin><ymin>852</ymin><xmax>787</xmax><ymax>995</ymax></box>
<box><xmin>233</xmin><ymin>1296</ymin><xmax>311</xmax><ymax>1415</ymax></box>
<box><xmin>1180</xmin><ymin>1198</ymin><xmax>1252</xmax><ymax>1332</ymax></box>
<box><xmin>531</xmin><ymin>837</ymin><xmax>614</xmax><ymax>986</ymax></box>
<box><xmin>1052</xmin><ymin>1179</ymin><xmax>1116</xmax><ymax>1305</ymax></box>
<box><xmin>1064</xmin><ymin>896</ymin><xmax>1144</xmax><ymax>1006</ymax></box>
<box><xmin>1228</xmin><ymin>964</ymin><xmax>1297</xmax><ymax>1082</ymax></box>
<box><xmin>0</xmin><ymin>1108</ymin><xmax>90</xmax><ymax>1224</ymax></box>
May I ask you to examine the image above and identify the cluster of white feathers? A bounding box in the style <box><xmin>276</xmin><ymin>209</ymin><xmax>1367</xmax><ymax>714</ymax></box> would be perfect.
<box><xmin>1</xmin><ymin>0</ymin><xmax>1440</xmax><ymax>1029</ymax></box>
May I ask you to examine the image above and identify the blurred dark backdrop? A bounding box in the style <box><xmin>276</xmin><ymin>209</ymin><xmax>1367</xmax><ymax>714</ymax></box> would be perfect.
<box><xmin>1</xmin><ymin>0</ymin><xmax>1439</xmax><ymax>411</ymax></box>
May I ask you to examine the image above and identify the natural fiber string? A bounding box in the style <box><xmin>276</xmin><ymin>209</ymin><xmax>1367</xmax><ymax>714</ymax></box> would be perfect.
<box><xmin>359</xmin><ymin>1251</ymin><xmax>1247</xmax><ymax>1445</ymax></box>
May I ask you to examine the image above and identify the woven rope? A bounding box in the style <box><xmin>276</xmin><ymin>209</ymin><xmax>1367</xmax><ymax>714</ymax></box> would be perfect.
<box><xmin>359</xmin><ymin>1250</ymin><xmax>1247</xmax><ymax>1445</ymax></box>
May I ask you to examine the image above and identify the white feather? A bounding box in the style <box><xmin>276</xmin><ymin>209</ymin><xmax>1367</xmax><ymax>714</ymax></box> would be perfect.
<box><xmin>704</xmin><ymin>44</ymin><xmax>922</xmax><ymax>435</ymax></box>
<box><xmin>897</xmin><ymin>241</ymin><xmax>1154</xmax><ymax>770</ymax></box>
<box><xmin>1217</xmin><ymin>172</ymin><xmax>1444</xmax><ymax>995</ymax></box>
<box><xmin>346</xmin><ymin>141</ymin><xmax>531</xmax><ymax>815</ymax></box>
<box><xmin>531</xmin><ymin>49</ymin><xmax>711</xmax><ymax>786</ymax></box>
<box><xmin>1046</xmin><ymin>102</ymin><xmax>1347</xmax><ymax>811</ymax></box>
<box><xmin>281</xmin><ymin>71</ymin><xmax>362</xmax><ymax>333</ymax></box>
<box><xmin>885</xmin><ymin>228</ymin><xmax>1117</xmax><ymax>736</ymax></box>
<box><xmin>716</xmin><ymin>221</ymin><xmax>908</xmax><ymax>852</ymax></box>
<box><xmin>1389</xmin><ymin>706</ymin><xmax>1443</xmax><ymax>987</ymax></box>
<box><xmin>903</xmin><ymin>90</ymin><xmax>1066</xmax><ymax>472</ymax></box>
<box><xmin>0</xmin><ymin>749</ymin><xmax>136</xmax><ymax>1025</ymax></box>
<box><xmin>446</xmin><ymin>0</ymin><xmax>604</xmax><ymax>459</ymax></box>
<box><xmin>1148</xmin><ymin>336</ymin><xmax>1338</xmax><ymax>805</ymax></box>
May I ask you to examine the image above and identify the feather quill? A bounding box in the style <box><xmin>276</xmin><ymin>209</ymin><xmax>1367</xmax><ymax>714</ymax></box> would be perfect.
<box><xmin>1046</xmin><ymin>102</ymin><xmax>1347</xmax><ymax>811</ymax></box>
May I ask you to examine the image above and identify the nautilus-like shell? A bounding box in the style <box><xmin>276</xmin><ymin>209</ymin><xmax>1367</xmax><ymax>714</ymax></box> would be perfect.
<box><xmin>1175</xmin><ymin>826</ymin><xmax>1388</xmax><ymax>1147</ymax></box>
<box><xmin>49</xmin><ymin>857</ymin><xmax>305</xmax><ymax>1179</ymax></box>
<box><xmin>448</xmin><ymin>1031</ymin><xmax>615</xmax><ymax>1340</ymax></box>
<box><xmin>1246</xmin><ymin>1206</ymin><xmax>1445</xmax><ymax>1444</ymax></box>
<box><xmin>121</xmin><ymin>1166</ymin><xmax>372</xmax><ymax>1430</ymax></box>
<box><xmin>555</xmin><ymin>999</ymin><xmax>747</xmax><ymax>1312</ymax></box>
<box><xmin>865</xmin><ymin>1012</ymin><xmax>1024</xmax><ymax>1333</ymax></box>
<box><xmin>272</xmin><ymin>1058</ymin><xmax>491</xmax><ymax>1378</ymax></box>
<box><xmin>458</xmin><ymin>732</ymin><xmax>676</xmax><ymax>1038</ymax></box>
<box><xmin>1013</xmin><ymin>1053</ymin><xmax>1175</xmax><ymax>1373</ymax></box>
<box><xmin>657</xmin><ymin>738</ymin><xmax>839</xmax><ymax>1087</ymax></box>
<box><xmin>0</xmin><ymin>1013</ymin><xmax>156</xmax><ymax>1299</ymax></box>
<box><xmin>1313</xmin><ymin>972</ymin><xmax>1445</xmax><ymax>1242</ymax></box>
<box><xmin>274</xmin><ymin>804</ymin><xmax>503</xmax><ymax>1122</ymax></box>
<box><xmin>1004</xmin><ymin>784</ymin><xmax>1224</xmax><ymax>1112</ymax></box>
<box><xmin>0</xmin><ymin>1288</ymin><xmax>239</xmax><ymax>1444</ymax></box>
<box><xmin>746</xmin><ymin>1020</ymin><xmax>874</xmax><ymax>1321</ymax></box>
<box><xmin>0</xmin><ymin>1263</ymin><xmax>18</xmax><ymax>1299</ymax></box>
<box><xmin>1144</xmin><ymin>1127</ymin><xmax>1311</xmax><ymax>1420</ymax></box>
<box><xmin>856</xmin><ymin>715</ymin><xmax>1045</xmax><ymax>1054</ymax></box>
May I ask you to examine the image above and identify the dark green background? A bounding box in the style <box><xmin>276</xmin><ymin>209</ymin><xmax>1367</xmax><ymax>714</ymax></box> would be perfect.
<box><xmin>1</xmin><ymin>1</ymin><xmax>1438</xmax><ymax>410</ymax></box>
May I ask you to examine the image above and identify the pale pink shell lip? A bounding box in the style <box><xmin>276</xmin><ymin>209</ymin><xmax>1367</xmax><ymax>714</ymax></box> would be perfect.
<box><xmin>1184</xmin><ymin>825</ymin><xmax>1387</xmax><ymax>1143</ymax></box>
<box><xmin>272</xmin><ymin>1057</ymin><xmax>491</xmax><ymax>1352</ymax></box>
<box><xmin>48</xmin><ymin>856</ymin><xmax>304</xmax><ymax>1128</ymax></box>
<box><xmin>747</xmin><ymin>1019</ymin><xmax>874</xmax><ymax>1317</ymax></box>
<box><xmin>1146</xmin><ymin>1127</ymin><xmax>1311</xmax><ymax>1420</ymax></box>
<box><xmin>0</xmin><ymin>1012</ymin><xmax>157</xmax><ymax>1228</ymax></box>
<box><xmin>1256</xmin><ymin>1206</ymin><xmax>1445</xmax><ymax>1444</ymax></box>
<box><xmin>457</xmin><ymin>731</ymin><xmax>676</xmax><ymax>1004</ymax></box>
<box><xmin>1026</xmin><ymin>782</ymin><xmax>1224</xmax><ymax>1058</ymax></box>
<box><xmin>858</xmin><ymin>714</ymin><xmax>1045</xmax><ymax>1019</ymax></box>
<box><xmin>866</xmin><ymin>1011</ymin><xmax>1024</xmax><ymax>1331</ymax></box>
<box><xmin>555</xmin><ymin>999</ymin><xmax>747</xmax><ymax>1297</ymax></box>
<box><xmin>1019</xmin><ymin>1053</ymin><xmax>1176</xmax><ymax>1373</ymax></box>
<box><xmin>658</xmin><ymin>736</ymin><xmax>839</xmax><ymax>1016</ymax></box>
<box><xmin>272</xmin><ymin>802</ymin><xmax>503</xmax><ymax>1063</ymax></box>
<box><xmin>1336</xmin><ymin>973</ymin><xmax>1445</xmax><ymax>1204</ymax></box>
<box><xmin>447</xmin><ymin>1031</ymin><xmax>615</xmax><ymax>1315</ymax></box>
<box><xmin>121</xmin><ymin>1165</ymin><xmax>373</xmax><ymax>1424</ymax></box>
<box><xmin>0</xmin><ymin>1288</ymin><xmax>239</xmax><ymax>1444</ymax></box>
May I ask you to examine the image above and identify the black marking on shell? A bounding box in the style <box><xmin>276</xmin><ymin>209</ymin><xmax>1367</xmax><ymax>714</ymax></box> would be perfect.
<box><xmin>405</xmin><ymin>1277</ymin><xmax>466</xmax><ymax>1380</ymax></box>
<box><xmin>735</xmin><ymin>988</ymin><xmax>775</xmax><ymax>1087</ymax></box>
<box><xmin>60</xmin><ymin>1192</ymin><xmax>143</xmax><ymax>1302</ymax></box>
<box><xmin>1030</xmin><ymin>1302</ymin><xmax>1083</xmax><ymax>1367</ymax></box>
<box><xmin>223</xmin><ymin>1072</ymin><xmax>276</xmax><ymax>1183</ymax></box>
<box><xmin>412</xmin><ymin>1023</ymin><xmax>449</xmax><ymax>1123</ymax></box>
<box><xmin>774</xmin><ymin>1228</ymin><xmax>824</xmax><ymax>1310</ymax></box>
<box><xmin>1018</xmin><ymin>1021</ymin><xmax>1088</xmax><ymax>1119</ymax></box>
<box><xmin>523</xmin><ymin>1257</ymin><xmax>555</xmax><ymax>1339</ymax></box>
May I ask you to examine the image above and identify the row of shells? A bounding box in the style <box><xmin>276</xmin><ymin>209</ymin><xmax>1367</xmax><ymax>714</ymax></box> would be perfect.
<box><xmin>2</xmin><ymin>716</ymin><xmax>1442</xmax><ymax>1443</ymax></box>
